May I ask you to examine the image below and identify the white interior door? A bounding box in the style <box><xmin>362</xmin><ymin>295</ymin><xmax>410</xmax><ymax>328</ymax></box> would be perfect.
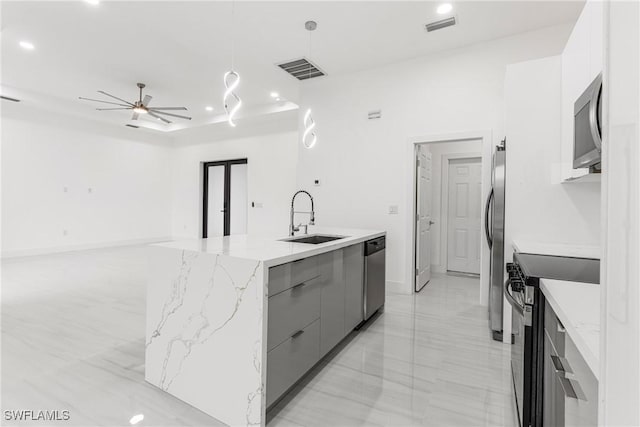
<box><xmin>447</xmin><ymin>158</ymin><xmax>482</xmax><ymax>274</ymax></box>
<box><xmin>230</xmin><ymin>163</ymin><xmax>248</xmax><ymax>234</ymax></box>
<box><xmin>416</xmin><ymin>146</ymin><xmax>433</xmax><ymax>291</ymax></box>
<box><xmin>204</xmin><ymin>160</ymin><xmax>248</xmax><ymax>238</ymax></box>
<box><xmin>206</xmin><ymin>165</ymin><xmax>225</xmax><ymax>237</ymax></box>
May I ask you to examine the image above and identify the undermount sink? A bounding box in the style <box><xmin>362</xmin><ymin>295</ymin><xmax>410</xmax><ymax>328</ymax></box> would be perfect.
<box><xmin>281</xmin><ymin>234</ymin><xmax>348</xmax><ymax>245</ymax></box>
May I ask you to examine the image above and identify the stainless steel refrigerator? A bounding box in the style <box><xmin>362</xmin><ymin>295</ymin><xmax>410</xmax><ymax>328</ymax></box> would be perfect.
<box><xmin>484</xmin><ymin>141</ymin><xmax>506</xmax><ymax>342</ymax></box>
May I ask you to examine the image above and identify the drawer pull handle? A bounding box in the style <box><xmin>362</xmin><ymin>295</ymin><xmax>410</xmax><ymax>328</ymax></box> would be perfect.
<box><xmin>291</xmin><ymin>330</ymin><xmax>305</xmax><ymax>339</ymax></box>
<box><xmin>557</xmin><ymin>320</ymin><xmax>566</xmax><ymax>333</ymax></box>
<box><xmin>551</xmin><ymin>355</ymin><xmax>573</xmax><ymax>374</ymax></box>
<box><xmin>291</xmin><ymin>282</ymin><xmax>307</xmax><ymax>291</ymax></box>
<box><xmin>558</xmin><ymin>376</ymin><xmax>587</xmax><ymax>401</ymax></box>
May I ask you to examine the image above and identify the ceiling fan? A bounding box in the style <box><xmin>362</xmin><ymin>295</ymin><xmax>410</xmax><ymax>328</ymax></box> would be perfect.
<box><xmin>79</xmin><ymin>83</ymin><xmax>191</xmax><ymax>124</ymax></box>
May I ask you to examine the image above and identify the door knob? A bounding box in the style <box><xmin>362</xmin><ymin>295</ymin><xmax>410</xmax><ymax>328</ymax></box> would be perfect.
<box><xmin>429</xmin><ymin>220</ymin><xmax>435</xmax><ymax>225</ymax></box>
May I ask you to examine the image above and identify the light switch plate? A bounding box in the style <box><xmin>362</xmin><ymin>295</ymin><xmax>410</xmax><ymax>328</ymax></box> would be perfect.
<box><xmin>388</xmin><ymin>205</ymin><xmax>399</xmax><ymax>214</ymax></box>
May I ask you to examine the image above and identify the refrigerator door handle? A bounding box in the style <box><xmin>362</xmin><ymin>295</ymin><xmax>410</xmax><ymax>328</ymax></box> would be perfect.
<box><xmin>484</xmin><ymin>188</ymin><xmax>494</xmax><ymax>249</ymax></box>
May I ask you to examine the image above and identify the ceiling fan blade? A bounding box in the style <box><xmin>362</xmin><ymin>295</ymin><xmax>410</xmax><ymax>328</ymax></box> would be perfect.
<box><xmin>148</xmin><ymin>111</ymin><xmax>171</xmax><ymax>124</ymax></box>
<box><xmin>96</xmin><ymin>107</ymin><xmax>133</xmax><ymax>111</ymax></box>
<box><xmin>149</xmin><ymin>110</ymin><xmax>192</xmax><ymax>120</ymax></box>
<box><xmin>142</xmin><ymin>94</ymin><xmax>152</xmax><ymax>107</ymax></box>
<box><xmin>97</xmin><ymin>90</ymin><xmax>134</xmax><ymax>106</ymax></box>
<box><xmin>131</xmin><ymin>111</ymin><xmax>139</xmax><ymax>120</ymax></box>
<box><xmin>148</xmin><ymin>107</ymin><xmax>187</xmax><ymax>111</ymax></box>
<box><xmin>79</xmin><ymin>97</ymin><xmax>130</xmax><ymax>107</ymax></box>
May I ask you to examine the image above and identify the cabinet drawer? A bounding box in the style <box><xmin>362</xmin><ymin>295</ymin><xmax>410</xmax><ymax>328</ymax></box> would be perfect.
<box><xmin>266</xmin><ymin>319</ymin><xmax>320</xmax><ymax>408</ymax></box>
<box><xmin>268</xmin><ymin>256</ymin><xmax>319</xmax><ymax>296</ymax></box>
<box><xmin>564</xmin><ymin>334</ymin><xmax>598</xmax><ymax>426</ymax></box>
<box><xmin>267</xmin><ymin>276</ymin><xmax>321</xmax><ymax>351</ymax></box>
<box><xmin>545</xmin><ymin>300</ymin><xmax>566</xmax><ymax>354</ymax></box>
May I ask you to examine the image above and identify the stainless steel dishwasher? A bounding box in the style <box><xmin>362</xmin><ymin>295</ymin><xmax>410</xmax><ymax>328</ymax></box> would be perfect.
<box><xmin>363</xmin><ymin>236</ymin><xmax>386</xmax><ymax>321</ymax></box>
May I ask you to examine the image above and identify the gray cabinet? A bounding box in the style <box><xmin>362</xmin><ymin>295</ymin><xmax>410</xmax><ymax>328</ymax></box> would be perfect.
<box><xmin>318</xmin><ymin>250</ymin><xmax>345</xmax><ymax>357</ymax></box>
<box><xmin>268</xmin><ymin>256</ymin><xmax>319</xmax><ymax>296</ymax></box>
<box><xmin>344</xmin><ymin>243</ymin><xmax>364</xmax><ymax>332</ymax></box>
<box><xmin>544</xmin><ymin>301</ymin><xmax>598</xmax><ymax>427</ymax></box>
<box><xmin>266</xmin><ymin>319</ymin><xmax>320</xmax><ymax>408</ymax></box>
<box><xmin>267</xmin><ymin>276</ymin><xmax>321</xmax><ymax>352</ymax></box>
<box><xmin>266</xmin><ymin>243</ymin><xmax>368</xmax><ymax>408</ymax></box>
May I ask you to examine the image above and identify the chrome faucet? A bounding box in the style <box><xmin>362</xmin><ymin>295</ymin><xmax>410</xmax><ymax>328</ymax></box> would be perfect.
<box><xmin>290</xmin><ymin>190</ymin><xmax>315</xmax><ymax>236</ymax></box>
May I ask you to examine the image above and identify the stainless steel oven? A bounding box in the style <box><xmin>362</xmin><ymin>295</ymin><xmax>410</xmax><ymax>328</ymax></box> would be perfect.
<box><xmin>506</xmin><ymin>252</ymin><xmax>600</xmax><ymax>427</ymax></box>
<box><xmin>506</xmin><ymin>259</ymin><xmax>543</xmax><ymax>427</ymax></box>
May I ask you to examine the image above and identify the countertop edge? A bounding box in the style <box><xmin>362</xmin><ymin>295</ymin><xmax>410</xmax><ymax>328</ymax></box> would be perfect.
<box><xmin>540</xmin><ymin>279</ymin><xmax>600</xmax><ymax>380</ymax></box>
<box><xmin>512</xmin><ymin>240</ymin><xmax>601</xmax><ymax>259</ymax></box>
<box><xmin>151</xmin><ymin>229</ymin><xmax>386</xmax><ymax>268</ymax></box>
<box><xmin>262</xmin><ymin>231</ymin><xmax>386</xmax><ymax>268</ymax></box>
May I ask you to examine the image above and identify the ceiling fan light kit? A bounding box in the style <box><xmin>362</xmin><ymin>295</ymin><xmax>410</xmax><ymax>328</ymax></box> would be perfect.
<box><xmin>79</xmin><ymin>82</ymin><xmax>191</xmax><ymax>125</ymax></box>
<box><xmin>78</xmin><ymin>14</ymin><xmax>320</xmax><ymax>137</ymax></box>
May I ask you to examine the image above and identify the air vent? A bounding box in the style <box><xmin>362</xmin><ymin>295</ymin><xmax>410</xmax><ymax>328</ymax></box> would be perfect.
<box><xmin>277</xmin><ymin>58</ymin><xmax>325</xmax><ymax>81</ymax></box>
<box><xmin>425</xmin><ymin>16</ymin><xmax>456</xmax><ymax>32</ymax></box>
<box><xmin>125</xmin><ymin>124</ymin><xmax>139</xmax><ymax>129</ymax></box>
<box><xmin>1</xmin><ymin>95</ymin><xmax>21</xmax><ymax>102</ymax></box>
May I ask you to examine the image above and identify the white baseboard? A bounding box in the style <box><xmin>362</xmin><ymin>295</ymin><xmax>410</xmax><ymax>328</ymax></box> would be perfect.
<box><xmin>386</xmin><ymin>280</ymin><xmax>411</xmax><ymax>295</ymax></box>
<box><xmin>1</xmin><ymin>236</ymin><xmax>175</xmax><ymax>259</ymax></box>
<box><xmin>432</xmin><ymin>264</ymin><xmax>447</xmax><ymax>274</ymax></box>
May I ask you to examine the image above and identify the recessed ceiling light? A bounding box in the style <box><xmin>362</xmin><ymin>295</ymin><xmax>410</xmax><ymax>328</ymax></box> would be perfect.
<box><xmin>270</xmin><ymin>92</ymin><xmax>279</xmax><ymax>98</ymax></box>
<box><xmin>85</xmin><ymin>0</ymin><xmax>100</xmax><ymax>5</ymax></box>
<box><xmin>205</xmin><ymin>106</ymin><xmax>214</xmax><ymax>111</ymax></box>
<box><xmin>19</xmin><ymin>41</ymin><xmax>35</xmax><ymax>50</ymax></box>
<box><xmin>437</xmin><ymin>3</ymin><xmax>453</xmax><ymax>14</ymax></box>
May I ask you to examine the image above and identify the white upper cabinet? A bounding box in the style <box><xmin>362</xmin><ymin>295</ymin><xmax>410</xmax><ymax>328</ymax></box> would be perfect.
<box><xmin>560</xmin><ymin>0</ymin><xmax>604</xmax><ymax>182</ymax></box>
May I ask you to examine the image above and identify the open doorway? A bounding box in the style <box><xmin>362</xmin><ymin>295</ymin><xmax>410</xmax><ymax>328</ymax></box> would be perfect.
<box><xmin>414</xmin><ymin>139</ymin><xmax>483</xmax><ymax>292</ymax></box>
<box><xmin>202</xmin><ymin>159</ymin><xmax>248</xmax><ymax>238</ymax></box>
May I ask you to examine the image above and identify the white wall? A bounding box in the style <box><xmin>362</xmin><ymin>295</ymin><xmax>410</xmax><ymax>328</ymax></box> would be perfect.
<box><xmin>504</xmin><ymin>56</ymin><xmax>600</xmax><ymax>249</ymax></box>
<box><xmin>423</xmin><ymin>140</ymin><xmax>482</xmax><ymax>273</ymax></box>
<box><xmin>1</xmin><ymin>106</ymin><xmax>174</xmax><ymax>256</ymax></box>
<box><xmin>297</xmin><ymin>23</ymin><xmax>574</xmax><ymax>294</ymax></box>
<box><xmin>170</xmin><ymin>131</ymin><xmax>298</xmax><ymax>239</ymax></box>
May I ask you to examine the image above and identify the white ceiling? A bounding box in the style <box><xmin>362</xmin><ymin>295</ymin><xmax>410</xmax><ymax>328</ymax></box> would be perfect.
<box><xmin>1</xmin><ymin>0</ymin><xmax>584</xmax><ymax>135</ymax></box>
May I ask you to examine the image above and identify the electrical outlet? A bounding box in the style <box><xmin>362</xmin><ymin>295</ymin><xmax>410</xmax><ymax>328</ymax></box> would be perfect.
<box><xmin>63</xmin><ymin>229</ymin><xmax>68</xmax><ymax>236</ymax></box>
<box><xmin>388</xmin><ymin>205</ymin><xmax>399</xmax><ymax>214</ymax></box>
<box><xmin>88</xmin><ymin>187</ymin><xmax>93</xmax><ymax>193</ymax></box>
<box><xmin>63</xmin><ymin>186</ymin><xmax>68</xmax><ymax>193</ymax></box>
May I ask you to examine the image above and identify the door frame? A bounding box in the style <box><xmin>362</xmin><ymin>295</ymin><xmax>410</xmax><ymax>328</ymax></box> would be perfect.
<box><xmin>406</xmin><ymin>130</ymin><xmax>492</xmax><ymax>303</ymax></box>
<box><xmin>202</xmin><ymin>158</ymin><xmax>247</xmax><ymax>238</ymax></box>
<box><xmin>441</xmin><ymin>154</ymin><xmax>482</xmax><ymax>274</ymax></box>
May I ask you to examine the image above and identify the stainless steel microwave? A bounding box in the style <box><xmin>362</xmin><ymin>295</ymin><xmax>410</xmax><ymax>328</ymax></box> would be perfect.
<box><xmin>573</xmin><ymin>73</ymin><xmax>603</xmax><ymax>170</ymax></box>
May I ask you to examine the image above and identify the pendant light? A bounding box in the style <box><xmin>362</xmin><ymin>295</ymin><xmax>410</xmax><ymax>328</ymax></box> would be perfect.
<box><xmin>223</xmin><ymin>1</ymin><xmax>242</xmax><ymax>127</ymax></box>
<box><xmin>302</xmin><ymin>20</ymin><xmax>318</xmax><ymax>149</ymax></box>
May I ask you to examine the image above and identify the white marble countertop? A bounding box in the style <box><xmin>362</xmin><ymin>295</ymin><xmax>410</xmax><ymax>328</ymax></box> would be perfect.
<box><xmin>512</xmin><ymin>239</ymin><xmax>600</xmax><ymax>259</ymax></box>
<box><xmin>155</xmin><ymin>227</ymin><xmax>385</xmax><ymax>268</ymax></box>
<box><xmin>540</xmin><ymin>278</ymin><xmax>600</xmax><ymax>379</ymax></box>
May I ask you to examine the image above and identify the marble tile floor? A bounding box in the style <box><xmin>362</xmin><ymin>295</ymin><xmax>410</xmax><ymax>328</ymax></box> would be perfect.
<box><xmin>2</xmin><ymin>246</ymin><xmax>516</xmax><ymax>426</ymax></box>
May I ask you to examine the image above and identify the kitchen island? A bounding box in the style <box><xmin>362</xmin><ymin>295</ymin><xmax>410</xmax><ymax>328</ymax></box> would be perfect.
<box><xmin>144</xmin><ymin>228</ymin><xmax>385</xmax><ymax>426</ymax></box>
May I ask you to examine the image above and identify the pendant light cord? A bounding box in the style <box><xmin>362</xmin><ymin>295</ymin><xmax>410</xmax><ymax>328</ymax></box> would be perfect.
<box><xmin>231</xmin><ymin>0</ymin><xmax>236</xmax><ymax>70</ymax></box>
